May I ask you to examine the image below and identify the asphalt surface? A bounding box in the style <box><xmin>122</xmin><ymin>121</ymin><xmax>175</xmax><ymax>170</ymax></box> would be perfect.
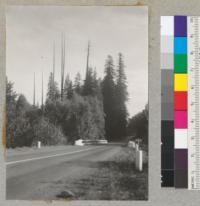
<box><xmin>6</xmin><ymin>145</ymin><xmax>122</xmax><ymax>200</ymax></box>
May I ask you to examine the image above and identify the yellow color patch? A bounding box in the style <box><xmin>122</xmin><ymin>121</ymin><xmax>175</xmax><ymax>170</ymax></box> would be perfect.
<box><xmin>174</xmin><ymin>74</ymin><xmax>188</xmax><ymax>91</ymax></box>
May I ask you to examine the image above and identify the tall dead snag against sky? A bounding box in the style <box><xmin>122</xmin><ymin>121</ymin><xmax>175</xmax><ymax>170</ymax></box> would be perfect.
<box><xmin>51</xmin><ymin>41</ymin><xmax>56</xmax><ymax>101</ymax></box>
<box><xmin>82</xmin><ymin>41</ymin><xmax>92</xmax><ymax>96</ymax></box>
<box><xmin>53</xmin><ymin>41</ymin><xmax>55</xmax><ymax>85</ymax></box>
<box><xmin>86</xmin><ymin>41</ymin><xmax>90</xmax><ymax>79</ymax></box>
<box><xmin>60</xmin><ymin>33</ymin><xmax>66</xmax><ymax>101</ymax></box>
<box><xmin>41</xmin><ymin>72</ymin><xmax>44</xmax><ymax>111</ymax></box>
<box><xmin>33</xmin><ymin>72</ymin><xmax>35</xmax><ymax>106</ymax></box>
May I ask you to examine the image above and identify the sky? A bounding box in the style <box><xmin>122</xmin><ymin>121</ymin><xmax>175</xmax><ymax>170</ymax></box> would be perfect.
<box><xmin>6</xmin><ymin>6</ymin><xmax>148</xmax><ymax>117</ymax></box>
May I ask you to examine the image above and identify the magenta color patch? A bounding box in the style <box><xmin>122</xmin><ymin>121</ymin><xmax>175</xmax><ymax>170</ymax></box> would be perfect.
<box><xmin>174</xmin><ymin>111</ymin><xmax>188</xmax><ymax>128</ymax></box>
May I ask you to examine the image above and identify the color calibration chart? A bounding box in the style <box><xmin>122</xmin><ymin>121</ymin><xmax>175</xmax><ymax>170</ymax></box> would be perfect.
<box><xmin>161</xmin><ymin>16</ymin><xmax>200</xmax><ymax>189</ymax></box>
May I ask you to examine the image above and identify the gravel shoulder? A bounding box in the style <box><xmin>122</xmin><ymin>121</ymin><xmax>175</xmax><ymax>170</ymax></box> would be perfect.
<box><xmin>54</xmin><ymin>146</ymin><xmax>148</xmax><ymax>200</ymax></box>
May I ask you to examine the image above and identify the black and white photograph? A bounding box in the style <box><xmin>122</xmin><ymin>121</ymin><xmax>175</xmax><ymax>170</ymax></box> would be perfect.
<box><xmin>6</xmin><ymin>6</ymin><xmax>148</xmax><ymax>200</ymax></box>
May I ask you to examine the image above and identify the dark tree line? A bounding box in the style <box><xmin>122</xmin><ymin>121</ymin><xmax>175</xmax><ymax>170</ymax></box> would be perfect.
<box><xmin>127</xmin><ymin>104</ymin><xmax>148</xmax><ymax>145</ymax></box>
<box><xmin>102</xmin><ymin>54</ymin><xmax>128</xmax><ymax>141</ymax></box>
<box><xmin>6</xmin><ymin>52</ymin><xmax>147</xmax><ymax>148</ymax></box>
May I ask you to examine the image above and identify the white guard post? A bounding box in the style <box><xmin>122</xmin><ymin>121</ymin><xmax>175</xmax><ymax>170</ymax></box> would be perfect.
<box><xmin>135</xmin><ymin>143</ymin><xmax>139</xmax><ymax>151</ymax></box>
<box><xmin>37</xmin><ymin>141</ymin><xmax>41</xmax><ymax>149</ymax></box>
<box><xmin>136</xmin><ymin>150</ymin><xmax>143</xmax><ymax>171</ymax></box>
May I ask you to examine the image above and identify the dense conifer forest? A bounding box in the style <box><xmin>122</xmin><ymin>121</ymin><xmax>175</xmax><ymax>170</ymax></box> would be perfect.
<box><xmin>6</xmin><ymin>46</ymin><xmax>148</xmax><ymax>148</ymax></box>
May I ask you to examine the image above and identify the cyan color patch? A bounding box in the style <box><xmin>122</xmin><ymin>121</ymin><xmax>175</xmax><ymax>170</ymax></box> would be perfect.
<box><xmin>174</xmin><ymin>37</ymin><xmax>187</xmax><ymax>54</ymax></box>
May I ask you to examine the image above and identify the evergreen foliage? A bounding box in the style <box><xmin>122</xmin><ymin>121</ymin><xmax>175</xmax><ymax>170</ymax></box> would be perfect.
<box><xmin>83</xmin><ymin>67</ymin><xmax>96</xmax><ymax>96</ymax></box>
<box><xmin>6</xmin><ymin>51</ymin><xmax>147</xmax><ymax>148</ymax></box>
<box><xmin>101</xmin><ymin>53</ymin><xmax>129</xmax><ymax>141</ymax></box>
<box><xmin>74</xmin><ymin>72</ymin><xmax>82</xmax><ymax>94</ymax></box>
<box><xmin>102</xmin><ymin>55</ymin><xmax>116</xmax><ymax>141</ymax></box>
<box><xmin>46</xmin><ymin>72</ymin><xmax>60</xmax><ymax>102</ymax></box>
<box><xmin>63</xmin><ymin>74</ymin><xmax>73</xmax><ymax>100</ymax></box>
<box><xmin>114</xmin><ymin>53</ymin><xmax>128</xmax><ymax>140</ymax></box>
<box><xmin>6</xmin><ymin>79</ymin><xmax>17</xmax><ymax>148</ymax></box>
<box><xmin>6</xmin><ymin>85</ymin><xmax>33</xmax><ymax>147</ymax></box>
<box><xmin>127</xmin><ymin>105</ymin><xmax>148</xmax><ymax>145</ymax></box>
<box><xmin>33</xmin><ymin>117</ymin><xmax>66</xmax><ymax>145</ymax></box>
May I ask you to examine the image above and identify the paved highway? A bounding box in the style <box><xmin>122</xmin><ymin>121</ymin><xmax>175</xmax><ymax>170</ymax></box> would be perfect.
<box><xmin>6</xmin><ymin>145</ymin><xmax>122</xmax><ymax>200</ymax></box>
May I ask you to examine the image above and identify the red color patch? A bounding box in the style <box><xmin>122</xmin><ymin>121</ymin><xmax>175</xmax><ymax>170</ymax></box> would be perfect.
<box><xmin>174</xmin><ymin>91</ymin><xmax>187</xmax><ymax>111</ymax></box>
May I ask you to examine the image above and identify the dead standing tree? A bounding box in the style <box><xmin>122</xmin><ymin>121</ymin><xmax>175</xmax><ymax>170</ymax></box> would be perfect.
<box><xmin>60</xmin><ymin>33</ymin><xmax>66</xmax><ymax>101</ymax></box>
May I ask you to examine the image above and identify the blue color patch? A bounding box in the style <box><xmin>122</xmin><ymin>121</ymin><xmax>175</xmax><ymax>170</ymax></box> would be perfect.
<box><xmin>174</xmin><ymin>37</ymin><xmax>187</xmax><ymax>54</ymax></box>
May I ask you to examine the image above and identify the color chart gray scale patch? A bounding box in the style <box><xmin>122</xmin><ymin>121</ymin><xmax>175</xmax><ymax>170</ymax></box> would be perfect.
<box><xmin>161</xmin><ymin>70</ymin><xmax>174</xmax><ymax>121</ymax></box>
<box><xmin>161</xmin><ymin>16</ymin><xmax>174</xmax><ymax>187</ymax></box>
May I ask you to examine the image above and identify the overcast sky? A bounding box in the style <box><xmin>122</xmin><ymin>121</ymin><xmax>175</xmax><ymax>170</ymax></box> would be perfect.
<box><xmin>6</xmin><ymin>6</ymin><xmax>148</xmax><ymax>117</ymax></box>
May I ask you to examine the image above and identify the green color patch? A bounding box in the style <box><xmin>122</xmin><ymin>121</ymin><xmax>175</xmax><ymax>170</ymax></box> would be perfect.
<box><xmin>174</xmin><ymin>55</ymin><xmax>187</xmax><ymax>73</ymax></box>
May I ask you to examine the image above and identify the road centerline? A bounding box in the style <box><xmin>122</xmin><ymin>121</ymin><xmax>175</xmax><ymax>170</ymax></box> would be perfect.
<box><xmin>6</xmin><ymin>146</ymin><xmax>106</xmax><ymax>165</ymax></box>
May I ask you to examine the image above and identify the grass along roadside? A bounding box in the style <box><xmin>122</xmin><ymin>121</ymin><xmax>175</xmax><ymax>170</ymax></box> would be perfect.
<box><xmin>56</xmin><ymin>146</ymin><xmax>148</xmax><ymax>200</ymax></box>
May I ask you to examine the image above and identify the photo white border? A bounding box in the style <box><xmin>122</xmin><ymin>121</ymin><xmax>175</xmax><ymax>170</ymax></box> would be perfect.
<box><xmin>2</xmin><ymin>0</ymin><xmax>200</xmax><ymax>206</ymax></box>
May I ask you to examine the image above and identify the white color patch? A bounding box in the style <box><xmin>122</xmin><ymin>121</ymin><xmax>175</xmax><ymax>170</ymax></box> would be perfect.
<box><xmin>161</xmin><ymin>16</ymin><xmax>174</xmax><ymax>36</ymax></box>
<box><xmin>175</xmin><ymin>129</ymin><xmax>188</xmax><ymax>149</ymax></box>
